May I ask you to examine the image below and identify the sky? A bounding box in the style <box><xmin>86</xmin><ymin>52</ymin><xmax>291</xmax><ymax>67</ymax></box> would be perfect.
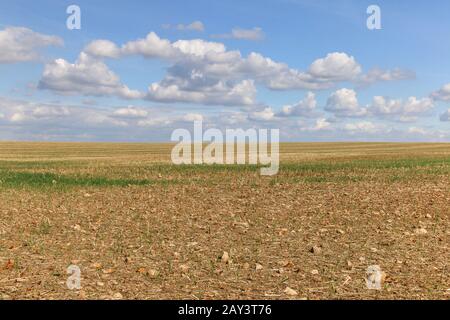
<box><xmin>0</xmin><ymin>0</ymin><xmax>449</xmax><ymax>142</ymax></box>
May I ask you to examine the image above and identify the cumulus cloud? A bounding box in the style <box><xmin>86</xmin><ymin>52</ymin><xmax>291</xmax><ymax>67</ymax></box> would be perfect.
<box><xmin>146</xmin><ymin>79</ymin><xmax>256</xmax><ymax>106</ymax></box>
<box><xmin>212</xmin><ymin>27</ymin><xmax>265</xmax><ymax>41</ymax></box>
<box><xmin>279</xmin><ymin>92</ymin><xmax>317</xmax><ymax>117</ymax></box>
<box><xmin>309</xmin><ymin>52</ymin><xmax>361</xmax><ymax>81</ymax></box>
<box><xmin>313</xmin><ymin>118</ymin><xmax>332</xmax><ymax>131</ymax></box>
<box><xmin>172</xmin><ymin>39</ymin><xmax>227</xmax><ymax>58</ymax></box>
<box><xmin>38</xmin><ymin>52</ymin><xmax>143</xmax><ymax>99</ymax></box>
<box><xmin>84</xmin><ymin>40</ymin><xmax>121</xmax><ymax>58</ymax></box>
<box><xmin>307</xmin><ymin>54</ymin><xmax>414</xmax><ymax>88</ymax></box>
<box><xmin>431</xmin><ymin>83</ymin><xmax>450</xmax><ymax>101</ymax></box>
<box><xmin>324</xmin><ymin>89</ymin><xmax>434</xmax><ymax>120</ymax></box>
<box><xmin>1</xmin><ymin>94</ymin><xmax>446</xmax><ymax>142</ymax></box>
<box><xmin>0</xmin><ymin>96</ymin><xmax>203</xmax><ymax>140</ymax></box>
<box><xmin>401</xmin><ymin>97</ymin><xmax>434</xmax><ymax>115</ymax></box>
<box><xmin>300</xmin><ymin>118</ymin><xmax>332</xmax><ymax>131</ymax></box>
<box><xmin>0</xmin><ymin>97</ymin><xmax>81</xmax><ymax>125</ymax></box>
<box><xmin>41</xmin><ymin>31</ymin><xmax>415</xmax><ymax>107</ymax></box>
<box><xmin>370</xmin><ymin>96</ymin><xmax>434</xmax><ymax>117</ymax></box>
<box><xmin>122</xmin><ymin>32</ymin><xmax>178</xmax><ymax>59</ymax></box>
<box><xmin>325</xmin><ymin>88</ymin><xmax>367</xmax><ymax>117</ymax></box>
<box><xmin>0</xmin><ymin>26</ymin><xmax>63</xmax><ymax>63</ymax></box>
<box><xmin>81</xmin><ymin>33</ymin><xmax>369</xmax><ymax>93</ymax></box>
<box><xmin>249</xmin><ymin>107</ymin><xmax>275</xmax><ymax>121</ymax></box>
<box><xmin>234</xmin><ymin>52</ymin><xmax>329</xmax><ymax>90</ymax></box>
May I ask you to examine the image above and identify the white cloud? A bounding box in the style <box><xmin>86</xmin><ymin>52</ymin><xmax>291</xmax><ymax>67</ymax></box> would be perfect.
<box><xmin>313</xmin><ymin>118</ymin><xmax>332</xmax><ymax>131</ymax></box>
<box><xmin>137</xmin><ymin>117</ymin><xmax>173</xmax><ymax>127</ymax></box>
<box><xmin>279</xmin><ymin>92</ymin><xmax>317</xmax><ymax>117</ymax></box>
<box><xmin>178</xmin><ymin>21</ymin><xmax>205</xmax><ymax>32</ymax></box>
<box><xmin>113</xmin><ymin>106</ymin><xmax>148</xmax><ymax>118</ymax></box>
<box><xmin>402</xmin><ymin>97</ymin><xmax>434</xmax><ymax>114</ymax></box>
<box><xmin>309</xmin><ymin>52</ymin><xmax>362</xmax><ymax>81</ymax></box>
<box><xmin>85</xmin><ymin>113</ymin><xmax>128</xmax><ymax>127</ymax></box>
<box><xmin>238</xmin><ymin>52</ymin><xmax>325</xmax><ymax>90</ymax></box>
<box><xmin>84</xmin><ymin>40</ymin><xmax>121</xmax><ymax>58</ymax></box>
<box><xmin>39</xmin><ymin>52</ymin><xmax>142</xmax><ymax>99</ymax></box>
<box><xmin>232</xmin><ymin>27</ymin><xmax>264</xmax><ymax>41</ymax></box>
<box><xmin>325</xmin><ymin>88</ymin><xmax>367</xmax><ymax>117</ymax></box>
<box><xmin>82</xmin><ymin>33</ymin><xmax>370</xmax><ymax>94</ymax></box>
<box><xmin>249</xmin><ymin>107</ymin><xmax>275</xmax><ymax>121</ymax></box>
<box><xmin>10</xmin><ymin>112</ymin><xmax>28</xmax><ymax>123</ymax></box>
<box><xmin>172</xmin><ymin>39</ymin><xmax>226</xmax><ymax>57</ymax></box>
<box><xmin>146</xmin><ymin>79</ymin><xmax>256</xmax><ymax>106</ymax></box>
<box><xmin>220</xmin><ymin>111</ymin><xmax>249</xmax><ymax>125</ymax></box>
<box><xmin>407</xmin><ymin>126</ymin><xmax>449</xmax><ymax>140</ymax></box>
<box><xmin>370</xmin><ymin>96</ymin><xmax>434</xmax><ymax>117</ymax></box>
<box><xmin>0</xmin><ymin>96</ymin><xmax>212</xmax><ymax>141</ymax></box>
<box><xmin>358</xmin><ymin>67</ymin><xmax>415</xmax><ymax>86</ymax></box>
<box><xmin>0</xmin><ymin>95</ymin><xmax>446</xmax><ymax>142</ymax></box>
<box><xmin>212</xmin><ymin>27</ymin><xmax>265</xmax><ymax>41</ymax></box>
<box><xmin>0</xmin><ymin>26</ymin><xmax>63</xmax><ymax>63</ymax></box>
<box><xmin>431</xmin><ymin>83</ymin><xmax>450</xmax><ymax>101</ymax></box>
<box><xmin>42</xmin><ymin>32</ymin><xmax>415</xmax><ymax>107</ymax></box>
<box><xmin>182</xmin><ymin>113</ymin><xmax>204</xmax><ymax>122</ymax></box>
<box><xmin>407</xmin><ymin>127</ymin><xmax>427</xmax><ymax>135</ymax></box>
<box><xmin>324</xmin><ymin>90</ymin><xmax>434</xmax><ymax>121</ymax></box>
<box><xmin>0</xmin><ymin>97</ymin><xmax>124</xmax><ymax>128</ymax></box>
<box><xmin>122</xmin><ymin>32</ymin><xmax>178</xmax><ymax>59</ymax></box>
<box><xmin>163</xmin><ymin>21</ymin><xmax>205</xmax><ymax>32</ymax></box>
<box><xmin>300</xmin><ymin>118</ymin><xmax>332</xmax><ymax>131</ymax></box>
<box><xmin>344</xmin><ymin>121</ymin><xmax>383</xmax><ymax>134</ymax></box>
<box><xmin>370</xmin><ymin>96</ymin><xmax>402</xmax><ymax>115</ymax></box>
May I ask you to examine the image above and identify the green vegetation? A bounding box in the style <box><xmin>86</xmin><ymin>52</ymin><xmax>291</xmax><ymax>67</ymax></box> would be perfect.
<box><xmin>0</xmin><ymin>170</ymin><xmax>163</xmax><ymax>189</ymax></box>
<box><xmin>0</xmin><ymin>155</ymin><xmax>448</xmax><ymax>189</ymax></box>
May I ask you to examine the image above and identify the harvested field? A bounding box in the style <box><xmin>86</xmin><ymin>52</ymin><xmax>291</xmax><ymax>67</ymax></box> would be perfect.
<box><xmin>0</xmin><ymin>142</ymin><xmax>449</xmax><ymax>299</ymax></box>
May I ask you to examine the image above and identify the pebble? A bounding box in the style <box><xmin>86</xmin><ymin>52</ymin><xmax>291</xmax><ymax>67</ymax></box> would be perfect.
<box><xmin>309</xmin><ymin>246</ymin><xmax>322</xmax><ymax>254</ymax></box>
<box><xmin>414</xmin><ymin>227</ymin><xmax>428</xmax><ymax>235</ymax></box>
<box><xmin>221</xmin><ymin>251</ymin><xmax>230</xmax><ymax>264</ymax></box>
<box><xmin>284</xmin><ymin>287</ymin><xmax>298</xmax><ymax>296</ymax></box>
<box><xmin>112</xmin><ymin>292</ymin><xmax>123</xmax><ymax>300</ymax></box>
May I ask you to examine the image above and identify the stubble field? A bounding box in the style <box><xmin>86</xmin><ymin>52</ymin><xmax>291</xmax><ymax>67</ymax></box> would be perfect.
<box><xmin>0</xmin><ymin>142</ymin><xmax>448</xmax><ymax>300</ymax></box>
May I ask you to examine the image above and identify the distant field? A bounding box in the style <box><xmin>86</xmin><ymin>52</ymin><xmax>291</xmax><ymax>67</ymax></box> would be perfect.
<box><xmin>0</xmin><ymin>142</ymin><xmax>449</xmax><ymax>299</ymax></box>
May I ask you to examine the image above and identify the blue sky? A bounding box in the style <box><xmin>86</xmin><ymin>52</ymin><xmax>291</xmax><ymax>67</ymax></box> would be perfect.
<box><xmin>0</xmin><ymin>0</ymin><xmax>449</xmax><ymax>141</ymax></box>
